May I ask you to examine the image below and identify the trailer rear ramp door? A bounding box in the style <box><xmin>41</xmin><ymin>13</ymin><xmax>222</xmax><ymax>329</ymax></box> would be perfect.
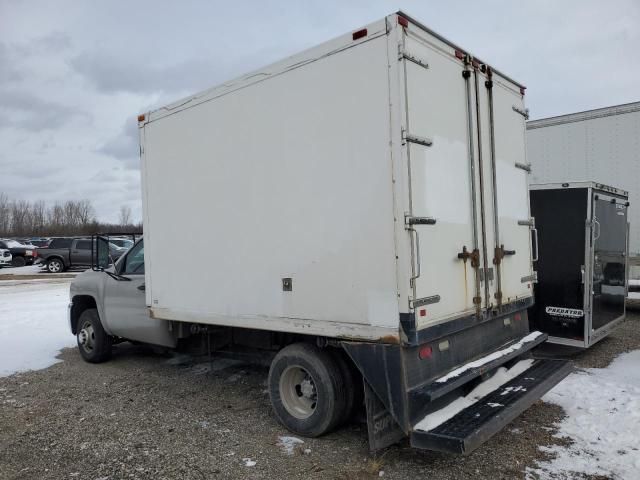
<box><xmin>411</xmin><ymin>357</ymin><xmax>572</xmax><ymax>454</ymax></box>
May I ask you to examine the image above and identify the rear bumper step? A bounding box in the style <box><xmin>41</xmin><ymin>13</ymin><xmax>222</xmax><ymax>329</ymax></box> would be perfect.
<box><xmin>410</xmin><ymin>358</ymin><xmax>572</xmax><ymax>454</ymax></box>
<box><xmin>409</xmin><ymin>331</ymin><xmax>547</xmax><ymax>403</ymax></box>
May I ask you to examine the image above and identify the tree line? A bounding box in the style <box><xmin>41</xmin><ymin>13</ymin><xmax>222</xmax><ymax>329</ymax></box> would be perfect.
<box><xmin>0</xmin><ymin>193</ymin><xmax>142</xmax><ymax>238</ymax></box>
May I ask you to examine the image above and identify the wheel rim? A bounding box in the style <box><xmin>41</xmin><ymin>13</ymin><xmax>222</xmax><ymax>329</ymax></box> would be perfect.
<box><xmin>78</xmin><ymin>320</ymin><xmax>95</xmax><ymax>353</ymax></box>
<box><xmin>49</xmin><ymin>261</ymin><xmax>61</xmax><ymax>273</ymax></box>
<box><xmin>279</xmin><ymin>366</ymin><xmax>318</xmax><ymax>419</ymax></box>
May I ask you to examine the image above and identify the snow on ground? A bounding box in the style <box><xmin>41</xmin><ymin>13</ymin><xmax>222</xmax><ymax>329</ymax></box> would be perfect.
<box><xmin>527</xmin><ymin>350</ymin><xmax>640</xmax><ymax>479</ymax></box>
<box><xmin>0</xmin><ymin>280</ymin><xmax>76</xmax><ymax>377</ymax></box>
<box><xmin>0</xmin><ymin>265</ymin><xmax>44</xmax><ymax>276</ymax></box>
<box><xmin>277</xmin><ymin>436</ymin><xmax>304</xmax><ymax>455</ymax></box>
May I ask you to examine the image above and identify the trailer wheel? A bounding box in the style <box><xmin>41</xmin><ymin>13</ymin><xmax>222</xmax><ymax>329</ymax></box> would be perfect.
<box><xmin>268</xmin><ymin>343</ymin><xmax>347</xmax><ymax>437</ymax></box>
<box><xmin>46</xmin><ymin>258</ymin><xmax>64</xmax><ymax>273</ymax></box>
<box><xmin>76</xmin><ymin>308</ymin><xmax>112</xmax><ymax>363</ymax></box>
<box><xmin>11</xmin><ymin>255</ymin><xmax>26</xmax><ymax>267</ymax></box>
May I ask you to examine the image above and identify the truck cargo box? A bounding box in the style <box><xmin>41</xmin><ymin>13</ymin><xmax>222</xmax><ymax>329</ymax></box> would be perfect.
<box><xmin>139</xmin><ymin>12</ymin><xmax>535</xmax><ymax>343</ymax></box>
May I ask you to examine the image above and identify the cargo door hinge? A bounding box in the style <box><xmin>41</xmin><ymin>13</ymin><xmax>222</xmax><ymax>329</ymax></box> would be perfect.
<box><xmin>512</xmin><ymin>105</ymin><xmax>530</xmax><ymax>119</ymax></box>
<box><xmin>398</xmin><ymin>46</ymin><xmax>429</xmax><ymax>69</ymax></box>
<box><xmin>402</xmin><ymin>129</ymin><xmax>433</xmax><ymax>147</ymax></box>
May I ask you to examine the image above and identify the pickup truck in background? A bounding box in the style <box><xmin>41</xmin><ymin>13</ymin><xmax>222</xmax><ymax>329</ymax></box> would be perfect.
<box><xmin>38</xmin><ymin>237</ymin><xmax>127</xmax><ymax>273</ymax></box>
<box><xmin>0</xmin><ymin>239</ymin><xmax>36</xmax><ymax>267</ymax></box>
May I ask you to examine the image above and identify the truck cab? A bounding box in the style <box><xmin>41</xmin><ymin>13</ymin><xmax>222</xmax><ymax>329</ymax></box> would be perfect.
<box><xmin>69</xmin><ymin>238</ymin><xmax>176</xmax><ymax>362</ymax></box>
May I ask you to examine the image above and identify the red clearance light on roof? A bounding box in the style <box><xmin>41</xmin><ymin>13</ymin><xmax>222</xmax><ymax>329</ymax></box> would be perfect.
<box><xmin>397</xmin><ymin>16</ymin><xmax>409</xmax><ymax>28</ymax></box>
<box><xmin>137</xmin><ymin>114</ymin><xmax>145</xmax><ymax>122</ymax></box>
<box><xmin>352</xmin><ymin>28</ymin><xmax>367</xmax><ymax>41</ymax></box>
<box><xmin>514</xmin><ymin>313</ymin><xmax>522</xmax><ymax>321</ymax></box>
<box><xmin>418</xmin><ymin>345</ymin><xmax>433</xmax><ymax>360</ymax></box>
<box><xmin>454</xmin><ymin>50</ymin><xmax>465</xmax><ymax>60</ymax></box>
<box><xmin>520</xmin><ymin>86</ymin><xmax>526</xmax><ymax>95</ymax></box>
<box><xmin>471</xmin><ymin>58</ymin><xmax>480</xmax><ymax>68</ymax></box>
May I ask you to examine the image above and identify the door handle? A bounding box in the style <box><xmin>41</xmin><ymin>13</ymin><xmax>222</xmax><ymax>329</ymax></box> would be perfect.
<box><xmin>137</xmin><ymin>284</ymin><xmax>146</xmax><ymax>291</ymax></box>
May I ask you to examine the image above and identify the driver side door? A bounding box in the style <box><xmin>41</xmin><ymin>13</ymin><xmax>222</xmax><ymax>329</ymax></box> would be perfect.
<box><xmin>102</xmin><ymin>240</ymin><xmax>176</xmax><ymax>347</ymax></box>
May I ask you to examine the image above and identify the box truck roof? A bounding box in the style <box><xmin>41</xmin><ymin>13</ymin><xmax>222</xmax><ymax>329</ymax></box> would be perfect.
<box><xmin>138</xmin><ymin>11</ymin><xmax>525</xmax><ymax>126</ymax></box>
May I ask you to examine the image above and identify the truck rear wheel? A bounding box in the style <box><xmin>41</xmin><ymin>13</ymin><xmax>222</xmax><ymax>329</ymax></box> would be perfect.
<box><xmin>268</xmin><ymin>343</ymin><xmax>348</xmax><ymax>437</ymax></box>
<box><xmin>11</xmin><ymin>256</ymin><xmax>26</xmax><ymax>267</ymax></box>
<box><xmin>76</xmin><ymin>308</ymin><xmax>112</xmax><ymax>363</ymax></box>
<box><xmin>46</xmin><ymin>258</ymin><xmax>64</xmax><ymax>273</ymax></box>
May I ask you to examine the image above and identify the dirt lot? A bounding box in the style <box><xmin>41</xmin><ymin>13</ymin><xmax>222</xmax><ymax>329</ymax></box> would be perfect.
<box><xmin>1</xmin><ymin>313</ymin><xmax>638</xmax><ymax>480</ymax></box>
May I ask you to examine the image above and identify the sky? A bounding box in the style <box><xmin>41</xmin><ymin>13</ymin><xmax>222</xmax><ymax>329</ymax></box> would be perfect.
<box><xmin>1</xmin><ymin>0</ymin><xmax>638</xmax><ymax>223</ymax></box>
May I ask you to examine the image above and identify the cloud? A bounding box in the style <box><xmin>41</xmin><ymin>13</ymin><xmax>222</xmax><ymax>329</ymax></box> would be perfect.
<box><xmin>0</xmin><ymin>89</ymin><xmax>90</xmax><ymax>131</ymax></box>
<box><xmin>97</xmin><ymin>116</ymin><xmax>139</xmax><ymax>168</ymax></box>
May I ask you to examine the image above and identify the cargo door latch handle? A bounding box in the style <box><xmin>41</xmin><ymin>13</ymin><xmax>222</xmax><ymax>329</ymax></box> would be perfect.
<box><xmin>493</xmin><ymin>245</ymin><xmax>516</xmax><ymax>265</ymax></box>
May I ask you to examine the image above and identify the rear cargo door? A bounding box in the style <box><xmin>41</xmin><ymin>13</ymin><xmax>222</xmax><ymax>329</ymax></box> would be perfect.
<box><xmin>401</xmin><ymin>31</ymin><xmax>480</xmax><ymax>325</ymax></box>
<box><xmin>590</xmin><ymin>192</ymin><xmax>627</xmax><ymax>332</ymax></box>
<box><xmin>479</xmin><ymin>73</ymin><xmax>534</xmax><ymax>305</ymax></box>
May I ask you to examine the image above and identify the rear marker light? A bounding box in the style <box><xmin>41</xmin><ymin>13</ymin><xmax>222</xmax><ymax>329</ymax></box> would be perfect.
<box><xmin>418</xmin><ymin>345</ymin><xmax>432</xmax><ymax>360</ymax></box>
<box><xmin>419</xmin><ymin>308</ymin><xmax>427</xmax><ymax>317</ymax></box>
<box><xmin>137</xmin><ymin>114</ymin><xmax>145</xmax><ymax>122</ymax></box>
<box><xmin>520</xmin><ymin>87</ymin><xmax>526</xmax><ymax>95</ymax></box>
<box><xmin>352</xmin><ymin>28</ymin><xmax>367</xmax><ymax>41</ymax></box>
<box><xmin>397</xmin><ymin>16</ymin><xmax>409</xmax><ymax>28</ymax></box>
<box><xmin>514</xmin><ymin>313</ymin><xmax>522</xmax><ymax>321</ymax></box>
<box><xmin>454</xmin><ymin>50</ymin><xmax>465</xmax><ymax>60</ymax></box>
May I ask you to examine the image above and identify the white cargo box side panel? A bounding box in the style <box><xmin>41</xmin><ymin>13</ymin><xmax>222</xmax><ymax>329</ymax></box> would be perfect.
<box><xmin>141</xmin><ymin>32</ymin><xmax>401</xmax><ymax>334</ymax></box>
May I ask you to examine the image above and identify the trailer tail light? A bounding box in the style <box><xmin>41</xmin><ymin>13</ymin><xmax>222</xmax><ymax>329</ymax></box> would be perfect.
<box><xmin>418</xmin><ymin>345</ymin><xmax>433</xmax><ymax>360</ymax></box>
<box><xmin>454</xmin><ymin>50</ymin><xmax>465</xmax><ymax>60</ymax></box>
<box><xmin>514</xmin><ymin>313</ymin><xmax>522</xmax><ymax>322</ymax></box>
<box><xmin>137</xmin><ymin>114</ymin><xmax>145</xmax><ymax>122</ymax></box>
<box><xmin>419</xmin><ymin>308</ymin><xmax>427</xmax><ymax>317</ymax></box>
<box><xmin>520</xmin><ymin>87</ymin><xmax>526</xmax><ymax>96</ymax></box>
<box><xmin>397</xmin><ymin>15</ymin><xmax>409</xmax><ymax>28</ymax></box>
<box><xmin>352</xmin><ymin>28</ymin><xmax>367</xmax><ymax>41</ymax></box>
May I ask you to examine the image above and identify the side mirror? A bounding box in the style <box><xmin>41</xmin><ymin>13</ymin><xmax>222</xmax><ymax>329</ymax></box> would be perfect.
<box><xmin>93</xmin><ymin>236</ymin><xmax>112</xmax><ymax>271</ymax></box>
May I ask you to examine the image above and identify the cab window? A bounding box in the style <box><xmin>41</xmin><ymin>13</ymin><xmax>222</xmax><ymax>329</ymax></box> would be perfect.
<box><xmin>122</xmin><ymin>240</ymin><xmax>144</xmax><ymax>274</ymax></box>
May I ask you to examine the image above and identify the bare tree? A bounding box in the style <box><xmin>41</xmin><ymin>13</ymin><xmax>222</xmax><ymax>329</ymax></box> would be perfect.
<box><xmin>119</xmin><ymin>205</ymin><xmax>132</xmax><ymax>226</ymax></box>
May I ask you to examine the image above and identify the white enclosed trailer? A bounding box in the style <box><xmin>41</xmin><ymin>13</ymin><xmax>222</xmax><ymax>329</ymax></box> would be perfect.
<box><xmin>134</xmin><ymin>11</ymin><xmax>569</xmax><ymax>452</ymax></box>
<box><xmin>527</xmin><ymin>101</ymin><xmax>640</xmax><ymax>254</ymax></box>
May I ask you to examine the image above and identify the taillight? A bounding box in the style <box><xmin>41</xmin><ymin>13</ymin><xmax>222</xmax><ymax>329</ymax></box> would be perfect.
<box><xmin>418</xmin><ymin>345</ymin><xmax>433</xmax><ymax>360</ymax></box>
<box><xmin>397</xmin><ymin>15</ymin><xmax>409</xmax><ymax>28</ymax></box>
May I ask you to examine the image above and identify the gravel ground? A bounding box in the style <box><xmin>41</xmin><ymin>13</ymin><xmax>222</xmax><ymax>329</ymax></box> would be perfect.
<box><xmin>1</xmin><ymin>314</ymin><xmax>638</xmax><ymax>480</ymax></box>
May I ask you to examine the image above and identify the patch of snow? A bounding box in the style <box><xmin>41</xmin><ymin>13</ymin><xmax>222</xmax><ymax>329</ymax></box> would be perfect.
<box><xmin>0</xmin><ymin>281</ymin><xmax>76</xmax><ymax>377</ymax></box>
<box><xmin>527</xmin><ymin>350</ymin><xmax>640</xmax><ymax>480</ymax></box>
<box><xmin>415</xmin><ymin>359</ymin><xmax>535</xmax><ymax>432</ymax></box>
<box><xmin>242</xmin><ymin>458</ymin><xmax>256</xmax><ymax>467</ymax></box>
<box><xmin>628</xmin><ymin>291</ymin><xmax>640</xmax><ymax>299</ymax></box>
<box><xmin>277</xmin><ymin>436</ymin><xmax>304</xmax><ymax>455</ymax></box>
<box><xmin>487</xmin><ymin>402</ymin><xmax>504</xmax><ymax>408</ymax></box>
<box><xmin>436</xmin><ymin>332</ymin><xmax>543</xmax><ymax>383</ymax></box>
<box><xmin>628</xmin><ymin>279</ymin><xmax>640</xmax><ymax>286</ymax></box>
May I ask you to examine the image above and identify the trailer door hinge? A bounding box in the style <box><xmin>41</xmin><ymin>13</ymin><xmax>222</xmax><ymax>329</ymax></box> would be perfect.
<box><xmin>521</xmin><ymin>272</ymin><xmax>538</xmax><ymax>284</ymax></box>
<box><xmin>398</xmin><ymin>47</ymin><xmax>429</xmax><ymax>69</ymax></box>
<box><xmin>514</xmin><ymin>162</ymin><xmax>532</xmax><ymax>173</ymax></box>
<box><xmin>405</xmin><ymin>215</ymin><xmax>436</xmax><ymax>226</ymax></box>
<box><xmin>512</xmin><ymin>105</ymin><xmax>530</xmax><ymax>119</ymax></box>
<box><xmin>402</xmin><ymin>129</ymin><xmax>433</xmax><ymax>147</ymax></box>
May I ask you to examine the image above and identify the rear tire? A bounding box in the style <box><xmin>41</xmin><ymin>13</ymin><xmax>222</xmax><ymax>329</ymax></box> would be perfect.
<box><xmin>268</xmin><ymin>343</ymin><xmax>347</xmax><ymax>437</ymax></box>
<box><xmin>333</xmin><ymin>351</ymin><xmax>362</xmax><ymax>425</ymax></box>
<box><xmin>76</xmin><ymin>308</ymin><xmax>112</xmax><ymax>363</ymax></box>
<box><xmin>11</xmin><ymin>256</ymin><xmax>26</xmax><ymax>267</ymax></box>
<box><xmin>46</xmin><ymin>258</ymin><xmax>64</xmax><ymax>273</ymax></box>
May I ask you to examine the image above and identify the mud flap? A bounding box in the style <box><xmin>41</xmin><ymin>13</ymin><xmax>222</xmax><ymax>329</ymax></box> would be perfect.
<box><xmin>365</xmin><ymin>380</ymin><xmax>405</xmax><ymax>451</ymax></box>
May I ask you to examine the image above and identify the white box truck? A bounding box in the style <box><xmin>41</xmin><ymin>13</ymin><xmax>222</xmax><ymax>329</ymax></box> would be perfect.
<box><xmin>70</xmin><ymin>11</ymin><xmax>570</xmax><ymax>453</ymax></box>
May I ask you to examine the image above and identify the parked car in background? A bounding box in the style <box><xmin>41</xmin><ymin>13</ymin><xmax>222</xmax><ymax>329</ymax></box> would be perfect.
<box><xmin>28</xmin><ymin>238</ymin><xmax>51</xmax><ymax>248</ymax></box>
<box><xmin>108</xmin><ymin>237</ymin><xmax>134</xmax><ymax>250</ymax></box>
<box><xmin>0</xmin><ymin>248</ymin><xmax>11</xmax><ymax>267</ymax></box>
<box><xmin>0</xmin><ymin>239</ymin><xmax>36</xmax><ymax>267</ymax></box>
<box><xmin>37</xmin><ymin>237</ymin><xmax>126</xmax><ymax>273</ymax></box>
